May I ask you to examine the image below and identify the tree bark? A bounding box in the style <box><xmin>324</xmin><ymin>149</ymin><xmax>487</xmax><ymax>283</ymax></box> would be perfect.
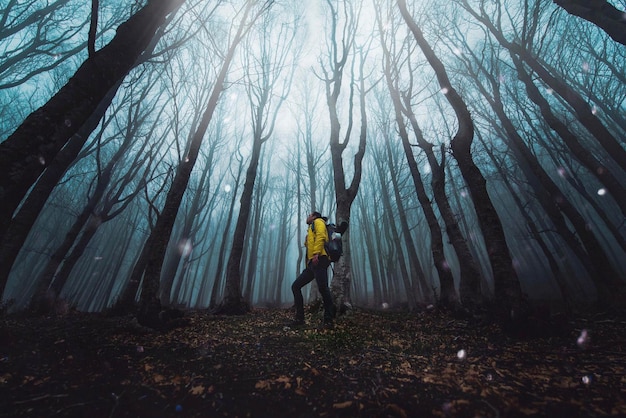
<box><xmin>553</xmin><ymin>0</ymin><xmax>626</xmax><ymax>46</ymax></box>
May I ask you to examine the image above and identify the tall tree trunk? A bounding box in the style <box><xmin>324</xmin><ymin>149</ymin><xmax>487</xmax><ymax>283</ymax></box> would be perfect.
<box><xmin>327</xmin><ymin>57</ymin><xmax>368</xmax><ymax>312</ymax></box>
<box><xmin>478</xmin><ymin>133</ymin><xmax>573</xmax><ymax>312</ymax></box>
<box><xmin>0</xmin><ymin>0</ymin><xmax>184</xmax><ymax>240</ymax></box>
<box><xmin>0</xmin><ymin>82</ymin><xmax>121</xmax><ymax>296</ymax></box>
<box><xmin>139</xmin><ymin>3</ymin><xmax>252</xmax><ymax>321</ymax></box>
<box><xmin>160</xmin><ymin>151</ymin><xmax>212</xmax><ymax>306</ymax></box>
<box><xmin>219</xmin><ymin>140</ymin><xmax>262</xmax><ymax>314</ymax></box>
<box><xmin>372</xmin><ymin>149</ymin><xmax>416</xmax><ymax>310</ymax></box>
<box><xmin>399</xmin><ymin>91</ymin><xmax>483</xmax><ymax>307</ymax></box>
<box><xmin>383</xmin><ymin>136</ymin><xmax>429</xmax><ymax>305</ymax></box>
<box><xmin>553</xmin><ymin>0</ymin><xmax>626</xmax><ymax>46</ymax></box>
<box><xmin>398</xmin><ymin>0</ymin><xmax>524</xmax><ymax>317</ymax></box>
<box><xmin>29</xmin><ymin>109</ymin><xmax>147</xmax><ymax>309</ymax></box>
<box><xmin>209</xmin><ymin>157</ymin><xmax>244</xmax><ymax>309</ymax></box>
<box><xmin>357</xmin><ymin>196</ymin><xmax>382</xmax><ymax>307</ymax></box>
<box><xmin>375</xmin><ymin>8</ymin><xmax>449</xmax><ymax>306</ymax></box>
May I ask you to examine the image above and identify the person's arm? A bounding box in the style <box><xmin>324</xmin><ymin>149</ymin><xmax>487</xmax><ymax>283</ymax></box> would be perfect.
<box><xmin>311</xmin><ymin>218</ymin><xmax>327</xmax><ymax>264</ymax></box>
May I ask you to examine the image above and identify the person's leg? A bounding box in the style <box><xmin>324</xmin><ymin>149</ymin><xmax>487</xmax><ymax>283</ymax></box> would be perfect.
<box><xmin>291</xmin><ymin>266</ymin><xmax>314</xmax><ymax>322</ymax></box>
<box><xmin>314</xmin><ymin>257</ymin><xmax>335</xmax><ymax>324</ymax></box>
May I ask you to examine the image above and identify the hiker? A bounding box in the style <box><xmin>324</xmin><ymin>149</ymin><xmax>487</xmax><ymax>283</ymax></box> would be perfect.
<box><xmin>290</xmin><ymin>211</ymin><xmax>336</xmax><ymax>328</ymax></box>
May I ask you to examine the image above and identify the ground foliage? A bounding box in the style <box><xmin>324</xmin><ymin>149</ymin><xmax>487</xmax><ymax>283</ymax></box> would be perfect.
<box><xmin>0</xmin><ymin>306</ymin><xmax>625</xmax><ymax>417</ymax></box>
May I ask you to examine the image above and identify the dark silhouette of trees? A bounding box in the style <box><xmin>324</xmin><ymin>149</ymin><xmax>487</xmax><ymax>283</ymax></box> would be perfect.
<box><xmin>1</xmin><ymin>0</ymin><xmax>624</xmax><ymax>317</ymax></box>
<box><xmin>0</xmin><ymin>0</ymin><xmax>185</xmax><ymax>249</ymax></box>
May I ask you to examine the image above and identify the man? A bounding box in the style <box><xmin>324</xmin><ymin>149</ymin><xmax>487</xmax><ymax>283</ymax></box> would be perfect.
<box><xmin>290</xmin><ymin>211</ymin><xmax>336</xmax><ymax>328</ymax></box>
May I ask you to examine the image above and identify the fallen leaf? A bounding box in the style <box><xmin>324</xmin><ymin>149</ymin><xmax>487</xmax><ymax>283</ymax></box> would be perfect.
<box><xmin>190</xmin><ymin>385</ymin><xmax>204</xmax><ymax>395</ymax></box>
<box><xmin>333</xmin><ymin>401</ymin><xmax>352</xmax><ymax>409</ymax></box>
<box><xmin>255</xmin><ymin>380</ymin><xmax>271</xmax><ymax>390</ymax></box>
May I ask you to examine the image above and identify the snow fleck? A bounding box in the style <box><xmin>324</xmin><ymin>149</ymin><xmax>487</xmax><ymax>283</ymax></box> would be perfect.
<box><xmin>38</xmin><ymin>156</ymin><xmax>46</xmax><ymax>165</ymax></box>
<box><xmin>557</xmin><ymin>167</ymin><xmax>567</xmax><ymax>177</ymax></box>
<box><xmin>582</xmin><ymin>375</ymin><xmax>592</xmax><ymax>385</ymax></box>
<box><xmin>441</xmin><ymin>87</ymin><xmax>449</xmax><ymax>95</ymax></box>
<box><xmin>577</xmin><ymin>329</ymin><xmax>590</xmax><ymax>349</ymax></box>
<box><xmin>178</xmin><ymin>239</ymin><xmax>193</xmax><ymax>257</ymax></box>
<box><xmin>457</xmin><ymin>349</ymin><xmax>466</xmax><ymax>360</ymax></box>
<box><xmin>545</xmin><ymin>88</ymin><xmax>554</xmax><ymax>95</ymax></box>
<box><xmin>597</xmin><ymin>188</ymin><xmax>606</xmax><ymax>196</ymax></box>
<box><xmin>581</xmin><ymin>62</ymin><xmax>590</xmax><ymax>72</ymax></box>
<box><xmin>591</xmin><ymin>106</ymin><xmax>598</xmax><ymax>115</ymax></box>
<box><xmin>381</xmin><ymin>302</ymin><xmax>389</xmax><ymax>309</ymax></box>
<box><xmin>224</xmin><ymin>185</ymin><xmax>232</xmax><ymax>193</ymax></box>
<box><xmin>64</xmin><ymin>119</ymin><xmax>72</xmax><ymax>127</ymax></box>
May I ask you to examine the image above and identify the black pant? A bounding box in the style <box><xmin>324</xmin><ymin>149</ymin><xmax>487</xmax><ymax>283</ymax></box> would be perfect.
<box><xmin>291</xmin><ymin>256</ymin><xmax>335</xmax><ymax>323</ymax></box>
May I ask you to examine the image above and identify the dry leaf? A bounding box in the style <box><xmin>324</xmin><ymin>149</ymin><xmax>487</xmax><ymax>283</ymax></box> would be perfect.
<box><xmin>255</xmin><ymin>380</ymin><xmax>271</xmax><ymax>390</ymax></box>
<box><xmin>190</xmin><ymin>385</ymin><xmax>204</xmax><ymax>395</ymax></box>
<box><xmin>333</xmin><ymin>401</ymin><xmax>353</xmax><ymax>409</ymax></box>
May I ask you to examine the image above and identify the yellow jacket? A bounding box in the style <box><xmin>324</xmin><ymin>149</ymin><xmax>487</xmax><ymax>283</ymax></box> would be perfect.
<box><xmin>306</xmin><ymin>217</ymin><xmax>328</xmax><ymax>261</ymax></box>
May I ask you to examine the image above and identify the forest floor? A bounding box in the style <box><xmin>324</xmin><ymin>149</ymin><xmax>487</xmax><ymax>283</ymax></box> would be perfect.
<box><xmin>0</xmin><ymin>306</ymin><xmax>625</xmax><ymax>418</ymax></box>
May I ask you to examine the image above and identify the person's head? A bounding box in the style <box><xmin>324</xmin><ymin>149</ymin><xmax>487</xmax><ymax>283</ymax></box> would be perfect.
<box><xmin>306</xmin><ymin>211</ymin><xmax>322</xmax><ymax>224</ymax></box>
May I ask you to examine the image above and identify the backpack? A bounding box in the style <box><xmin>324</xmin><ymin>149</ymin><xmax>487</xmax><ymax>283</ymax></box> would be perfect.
<box><xmin>313</xmin><ymin>218</ymin><xmax>348</xmax><ymax>263</ymax></box>
<box><xmin>325</xmin><ymin>223</ymin><xmax>343</xmax><ymax>262</ymax></box>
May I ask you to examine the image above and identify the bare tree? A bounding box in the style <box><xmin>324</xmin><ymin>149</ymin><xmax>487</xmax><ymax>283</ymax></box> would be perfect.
<box><xmin>208</xmin><ymin>144</ymin><xmax>247</xmax><ymax>309</ymax></box>
<box><xmin>217</xmin><ymin>1</ymin><xmax>297</xmax><ymax>314</ymax></box>
<box><xmin>376</xmin><ymin>3</ymin><xmax>482</xmax><ymax>309</ymax></box>
<box><xmin>460</xmin><ymin>0</ymin><xmax>626</xmax><ymax>173</ymax></box>
<box><xmin>318</xmin><ymin>0</ymin><xmax>369</xmax><ymax>313</ymax></box>
<box><xmin>398</xmin><ymin>0</ymin><xmax>524</xmax><ymax>317</ymax></box>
